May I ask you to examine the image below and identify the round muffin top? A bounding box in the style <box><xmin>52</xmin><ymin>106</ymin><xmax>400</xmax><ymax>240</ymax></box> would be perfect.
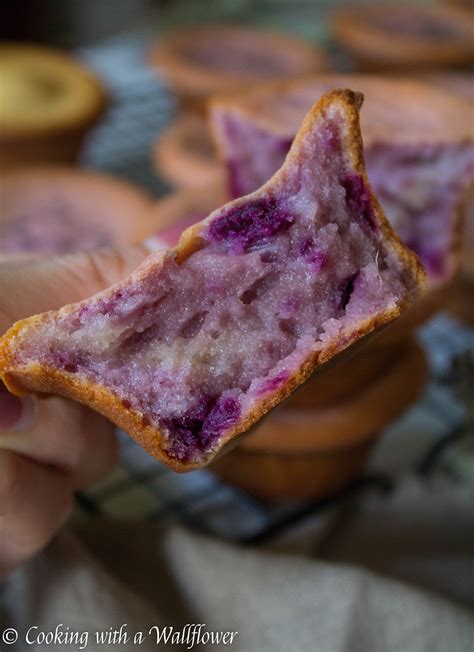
<box><xmin>0</xmin><ymin>167</ymin><xmax>155</xmax><ymax>257</ymax></box>
<box><xmin>149</xmin><ymin>25</ymin><xmax>327</xmax><ymax>97</ymax></box>
<box><xmin>210</xmin><ymin>75</ymin><xmax>474</xmax><ymax>147</ymax></box>
<box><xmin>0</xmin><ymin>43</ymin><xmax>107</xmax><ymax>135</ymax></box>
<box><xmin>331</xmin><ymin>3</ymin><xmax>474</xmax><ymax>68</ymax></box>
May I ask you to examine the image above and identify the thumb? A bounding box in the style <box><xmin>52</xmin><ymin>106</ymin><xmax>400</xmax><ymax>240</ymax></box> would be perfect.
<box><xmin>0</xmin><ymin>244</ymin><xmax>150</xmax><ymax>332</ymax></box>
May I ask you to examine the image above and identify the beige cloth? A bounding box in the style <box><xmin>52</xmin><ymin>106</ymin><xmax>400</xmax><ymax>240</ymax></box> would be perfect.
<box><xmin>2</xmin><ymin>505</ymin><xmax>474</xmax><ymax>652</ymax></box>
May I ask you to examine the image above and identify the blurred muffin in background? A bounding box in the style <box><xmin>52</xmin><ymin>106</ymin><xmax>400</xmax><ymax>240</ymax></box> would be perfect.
<box><xmin>152</xmin><ymin>113</ymin><xmax>225</xmax><ymax>189</ymax></box>
<box><xmin>149</xmin><ymin>25</ymin><xmax>327</xmax><ymax>112</ymax></box>
<box><xmin>0</xmin><ymin>167</ymin><xmax>155</xmax><ymax>259</ymax></box>
<box><xmin>420</xmin><ymin>71</ymin><xmax>474</xmax><ymax>306</ymax></box>
<box><xmin>0</xmin><ymin>43</ymin><xmax>107</xmax><ymax>169</ymax></box>
<box><xmin>331</xmin><ymin>3</ymin><xmax>474</xmax><ymax>71</ymax></box>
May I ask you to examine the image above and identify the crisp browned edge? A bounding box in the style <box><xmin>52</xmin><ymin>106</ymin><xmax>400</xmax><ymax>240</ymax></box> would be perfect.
<box><xmin>0</xmin><ymin>90</ymin><xmax>426</xmax><ymax>472</ymax></box>
<box><xmin>0</xmin><ymin>43</ymin><xmax>108</xmax><ymax>140</ymax></box>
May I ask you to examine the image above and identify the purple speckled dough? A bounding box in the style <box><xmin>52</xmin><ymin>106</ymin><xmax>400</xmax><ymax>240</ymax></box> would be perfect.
<box><xmin>208</xmin><ymin>197</ymin><xmax>294</xmax><ymax>254</ymax></box>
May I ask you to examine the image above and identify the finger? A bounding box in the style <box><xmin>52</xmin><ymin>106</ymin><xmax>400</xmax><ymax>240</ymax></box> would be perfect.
<box><xmin>63</xmin><ymin>402</ymin><xmax>118</xmax><ymax>489</ymax></box>
<box><xmin>0</xmin><ymin>449</ymin><xmax>73</xmax><ymax>576</ymax></box>
<box><xmin>0</xmin><ymin>389</ymin><xmax>117</xmax><ymax>489</ymax></box>
<box><xmin>0</xmin><ymin>243</ymin><xmax>149</xmax><ymax>331</ymax></box>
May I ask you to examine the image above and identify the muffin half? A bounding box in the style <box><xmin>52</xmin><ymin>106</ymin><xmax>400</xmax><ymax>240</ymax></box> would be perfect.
<box><xmin>0</xmin><ymin>91</ymin><xmax>425</xmax><ymax>470</ymax></box>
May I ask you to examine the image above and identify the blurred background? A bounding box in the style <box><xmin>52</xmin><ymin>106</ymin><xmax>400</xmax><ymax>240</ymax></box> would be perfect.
<box><xmin>0</xmin><ymin>0</ymin><xmax>473</xmax><ymax>610</ymax></box>
<box><xmin>0</xmin><ymin>0</ymin><xmax>380</xmax><ymax>47</ymax></box>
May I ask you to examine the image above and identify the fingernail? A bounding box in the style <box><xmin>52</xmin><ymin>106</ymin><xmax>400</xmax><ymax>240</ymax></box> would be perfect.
<box><xmin>0</xmin><ymin>385</ymin><xmax>35</xmax><ymax>431</ymax></box>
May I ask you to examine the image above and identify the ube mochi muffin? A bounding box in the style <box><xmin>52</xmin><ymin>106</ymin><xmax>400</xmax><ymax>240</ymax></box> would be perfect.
<box><xmin>0</xmin><ymin>167</ymin><xmax>155</xmax><ymax>259</ymax></box>
<box><xmin>149</xmin><ymin>25</ymin><xmax>327</xmax><ymax>111</ymax></box>
<box><xmin>0</xmin><ymin>44</ymin><xmax>107</xmax><ymax>169</ymax></box>
<box><xmin>0</xmin><ymin>91</ymin><xmax>425</xmax><ymax>470</ymax></box>
<box><xmin>210</xmin><ymin>75</ymin><xmax>474</xmax><ymax>334</ymax></box>
<box><xmin>419</xmin><ymin>73</ymin><xmax>474</xmax><ymax>285</ymax></box>
<box><xmin>331</xmin><ymin>3</ymin><xmax>474</xmax><ymax>71</ymax></box>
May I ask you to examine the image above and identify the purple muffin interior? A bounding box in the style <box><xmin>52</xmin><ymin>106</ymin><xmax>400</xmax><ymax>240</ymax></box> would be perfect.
<box><xmin>11</xmin><ymin>107</ymin><xmax>418</xmax><ymax>463</ymax></box>
<box><xmin>215</xmin><ymin>110</ymin><xmax>474</xmax><ymax>285</ymax></box>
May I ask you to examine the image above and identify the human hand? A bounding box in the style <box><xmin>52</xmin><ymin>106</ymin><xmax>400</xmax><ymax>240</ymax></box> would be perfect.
<box><xmin>0</xmin><ymin>245</ymin><xmax>148</xmax><ymax>577</ymax></box>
